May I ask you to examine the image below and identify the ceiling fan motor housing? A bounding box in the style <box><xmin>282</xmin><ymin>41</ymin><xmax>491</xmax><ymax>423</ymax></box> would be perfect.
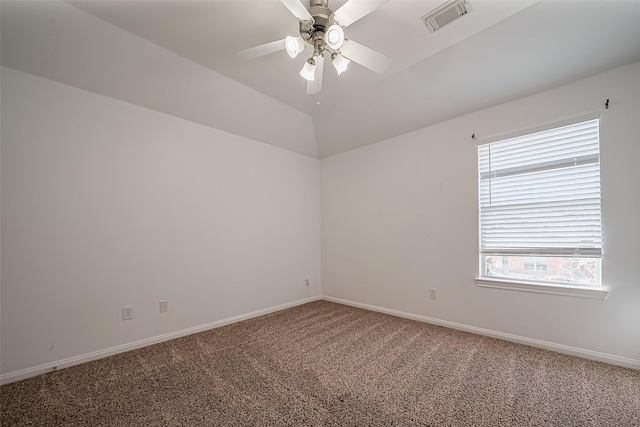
<box><xmin>309</xmin><ymin>0</ymin><xmax>332</xmax><ymax>27</ymax></box>
<box><xmin>304</xmin><ymin>0</ymin><xmax>335</xmax><ymax>55</ymax></box>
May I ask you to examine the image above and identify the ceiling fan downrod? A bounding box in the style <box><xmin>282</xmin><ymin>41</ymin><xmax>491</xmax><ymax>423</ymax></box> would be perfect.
<box><xmin>303</xmin><ymin>0</ymin><xmax>335</xmax><ymax>55</ymax></box>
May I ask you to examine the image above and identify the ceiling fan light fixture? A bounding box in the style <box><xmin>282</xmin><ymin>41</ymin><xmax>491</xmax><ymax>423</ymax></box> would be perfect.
<box><xmin>239</xmin><ymin>0</ymin><xmax>392</xmax><ymax>94</ymax></box>
<box><xmin>299</xmin><ymin>57</ymin><xmax>316</xmax><ymax>81</ymax></box>
<box><xmin>331</xmin><ymin>52</ymin><xmax>350</xmax><ymax>75</ymax></box>
<box><xmin>285</xmin><ymin>35</ymin><xmax>305</xmax><ymax>58</ymax></box>
<box><xmin>324</xmin><ymin>24</ymin><xmax>344</xmax><ymax>50</ymax></box>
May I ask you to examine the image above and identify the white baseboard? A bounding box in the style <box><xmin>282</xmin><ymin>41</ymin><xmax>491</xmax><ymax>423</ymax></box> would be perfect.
<box><xmin>322</xmin><ymin>296</ymin><xmax>640</xmax><ymax>371</ymax></box>
<box><xmin>0</xmin><ymin>296</ymin><xmax>322</xmax><ymax>385</ymax></box>
<box><xmin>3</xmin><ymin>294</ymin><xmax>637</xmax><ymax>385</ymax></box>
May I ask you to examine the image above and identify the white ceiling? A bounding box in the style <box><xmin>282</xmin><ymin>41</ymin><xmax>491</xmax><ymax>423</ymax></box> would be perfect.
<box><xmin>3</xmin><ymin>0</ymin><xmax>640</xmax><ymax>158</ymax></box>
<box><xmin>66</xmin><ymin>0</ymin><xmax>538</xmax><ymax>116</ymax></box>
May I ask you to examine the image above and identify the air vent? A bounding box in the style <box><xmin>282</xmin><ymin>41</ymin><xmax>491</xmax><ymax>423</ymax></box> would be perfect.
<box><xmin>421</xmin><ymin>0</ymin><xmax>472</xmax><ymax>33</ymax></box>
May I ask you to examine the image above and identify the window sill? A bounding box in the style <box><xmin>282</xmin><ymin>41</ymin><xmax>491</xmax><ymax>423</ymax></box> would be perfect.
<box><xmin>475</xmin><ymin>277</ymin><xmax>610</xmax><ymax>300</ymax></box>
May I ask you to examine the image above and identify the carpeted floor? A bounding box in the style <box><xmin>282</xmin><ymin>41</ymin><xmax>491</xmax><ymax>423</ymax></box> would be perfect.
<box><xmin>1</xmin><ymin>300</ymin><xmax>639</xmax><ymax>426</ymax></box>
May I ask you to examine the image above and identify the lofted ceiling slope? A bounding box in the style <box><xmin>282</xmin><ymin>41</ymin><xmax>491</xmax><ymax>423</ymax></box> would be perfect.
<box><xmin>2</xmin><ymin>0</ymin><xmax>640</xmax><ymax>158</ymax></box>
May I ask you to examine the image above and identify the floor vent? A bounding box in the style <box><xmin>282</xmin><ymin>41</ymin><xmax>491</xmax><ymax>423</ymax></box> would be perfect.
<box><xmin>421</xmin><ymin>0</ymin><xmax>473</xmax><ymax>33</ymax></box>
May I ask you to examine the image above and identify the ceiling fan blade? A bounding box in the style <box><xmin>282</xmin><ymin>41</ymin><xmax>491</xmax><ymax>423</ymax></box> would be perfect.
<box><xmin>307</xmin><ymin>54</ymin><xmax>324</xmax><ymax>94</ymax></box>
<box><xmin>237</xmin><ymin>39</ymin><xmax>285</xmax><ymax>60</ymax></box>
<box><xmin>280</xmin><ymin>0</ymin><xmax>314</xmax><ymax>22</ymax></box>
<box><xmin>332</xmin><ymin>0</ymin><xmax>389</xmax><ymax>28</ymax></box>
<box><xmin>340</xmin><ymin>39</ymin><xmax>391</xmax><ymax>74</ymax></box>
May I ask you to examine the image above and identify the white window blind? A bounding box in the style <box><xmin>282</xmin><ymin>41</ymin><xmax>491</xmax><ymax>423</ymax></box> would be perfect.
<box><xmin>478</xmin><ymin>118</ymin><xmax>601</xmax><ymax>258</ymax></box>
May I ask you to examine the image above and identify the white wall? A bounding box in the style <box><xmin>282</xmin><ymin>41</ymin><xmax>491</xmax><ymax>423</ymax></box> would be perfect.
<box><xmin>1</xmin><ymin>67</ymin><xmax>322</xmax><ymax>377</ymax></box>
<box><xmin>321</xmin><ymin>61</ymin><xmax>640</xmax><ymax>364</ymax></box>
<box><xmin>2</xmin><ymin>60</ymin><xmax>639</xmax><ymax>381</ymax></box>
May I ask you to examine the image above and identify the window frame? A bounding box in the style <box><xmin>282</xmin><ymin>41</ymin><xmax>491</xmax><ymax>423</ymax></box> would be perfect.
<box><xmin>474</xmin><ymin>113</ymin><xmax>609</xmax><ymax>300</ymax></box>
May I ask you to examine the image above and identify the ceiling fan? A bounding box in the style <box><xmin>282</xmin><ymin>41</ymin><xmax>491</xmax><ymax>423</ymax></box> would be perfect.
<box><xmin>237</xmin><ymin>0</ymin><xmax>392</xmax><ymax>94</ymax></box>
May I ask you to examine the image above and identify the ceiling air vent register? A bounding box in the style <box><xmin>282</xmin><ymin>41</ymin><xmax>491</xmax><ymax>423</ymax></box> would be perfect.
<box><xmin>422</xmin><ymin>0</ymin><xmax>473</xmax><ymax>33</ymax></box>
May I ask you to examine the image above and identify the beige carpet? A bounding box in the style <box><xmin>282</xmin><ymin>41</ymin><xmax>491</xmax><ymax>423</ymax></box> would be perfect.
<box><xmin>1</xmin><ymin>300</ymin><xmax>639</xmax><ymax>426</ymax></box>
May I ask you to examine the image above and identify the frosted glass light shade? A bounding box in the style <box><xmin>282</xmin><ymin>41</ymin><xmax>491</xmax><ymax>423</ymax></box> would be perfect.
<box><xmin>285</xmin><ymin>36</ymin><xmax>305</xmax><ymax>58</ymax></box>
<box><xmin>324</xmin><ymin>24</ymin><xmax>344</xmax><ymax>50</ymax></box>
<box><xmin>300</xmin><ymin>58</ymin><xmax>316</xmax><ymax>81</ymax></box>
<box><xmin>331</xmin><ymin>53</ymin><xmax>350</xmax><ymax>75</ymax></box>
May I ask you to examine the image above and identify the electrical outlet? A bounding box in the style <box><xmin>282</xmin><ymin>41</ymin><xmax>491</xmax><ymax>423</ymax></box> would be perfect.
<box><xmin>429</xmin><ymin>288</ymin><xmax>438</xmax><ymax>300</ymax></box>
<box><xmin>122</xmin><ymin>306</ymin><xmax>134</xmax><ymax>320</ymax></box>
<box><xmin>159</xmin><ymin>300</ymin><xmax>168</xmax><ymax>313</ymax></box>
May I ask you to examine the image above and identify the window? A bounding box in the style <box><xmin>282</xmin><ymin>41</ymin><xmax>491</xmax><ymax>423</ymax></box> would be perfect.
<box><xmin>501</xmin><ymin>256</ymin><xmax>509</xmax><ymax>268</ymax></box>
<box><xmin>478</xmin><ymin>117</ymin><xmax>602</xmax><ymax>289</ymax></box>
<box><xmin>522</xmin><ymin>257</ymin><xmax>547</xmax><ymax>272</ymax></box>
